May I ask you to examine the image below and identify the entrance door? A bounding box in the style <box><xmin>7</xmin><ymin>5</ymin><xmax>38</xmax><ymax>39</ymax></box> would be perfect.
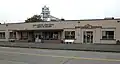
<box><xmin>83</xmin><ymin>31</ymin><xmax>93</xmax><ymax>43</ymax></box>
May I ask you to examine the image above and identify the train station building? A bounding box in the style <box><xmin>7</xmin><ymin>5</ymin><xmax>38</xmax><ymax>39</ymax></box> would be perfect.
<box><xmin>0</xmin><ymin>18</ymin><xmax>120</xmax><ymax>44</ymax></box>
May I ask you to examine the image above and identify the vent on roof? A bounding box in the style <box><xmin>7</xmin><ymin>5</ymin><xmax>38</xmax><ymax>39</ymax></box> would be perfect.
<box><xmin>104</xmin><ymin>17</ymin><xmax>114</xmax><ymax>19</ymax></box>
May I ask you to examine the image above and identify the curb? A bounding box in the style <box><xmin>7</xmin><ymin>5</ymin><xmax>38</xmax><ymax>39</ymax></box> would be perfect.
<box><xmin>0</xmin><ymin>45</ymin><xmax>120</xmax><ymax>53</ymax></box>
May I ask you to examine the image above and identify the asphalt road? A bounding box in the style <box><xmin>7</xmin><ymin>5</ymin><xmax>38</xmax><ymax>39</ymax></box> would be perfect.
<box><xmin>0</xmin><ymin>47</ymin><xmax>120</xmax><ymax>64</ymax></box>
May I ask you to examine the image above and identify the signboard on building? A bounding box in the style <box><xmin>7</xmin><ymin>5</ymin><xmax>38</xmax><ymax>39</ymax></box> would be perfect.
<box><xmin>33</xmin><ymin>24</ymin><xmax>54</xmax><ymax>28</ymax></box>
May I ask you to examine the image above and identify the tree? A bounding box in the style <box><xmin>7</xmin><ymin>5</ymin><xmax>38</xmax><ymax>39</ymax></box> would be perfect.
<box><xmin>25</xmin><ymin>15</ymin><xmax>43</xmax><ymax>23</ymax></box>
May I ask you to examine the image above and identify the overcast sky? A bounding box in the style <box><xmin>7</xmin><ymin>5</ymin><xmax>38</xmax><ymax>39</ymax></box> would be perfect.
<box><xmin>0</xmin><ymin>0</ymin><xmax>120</xmax><ymax>23</ymax></box>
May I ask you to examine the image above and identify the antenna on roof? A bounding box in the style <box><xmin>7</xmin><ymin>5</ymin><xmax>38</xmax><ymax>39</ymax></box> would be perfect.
<box><xmin>41</xmin><ymin>5</ymin><xmax>50</xmax><ymax>21</ymax></box>
<box><xmin>41</xmin><ymin>5</ymin><xmax>60</xmax><ymax>21</ymax></box>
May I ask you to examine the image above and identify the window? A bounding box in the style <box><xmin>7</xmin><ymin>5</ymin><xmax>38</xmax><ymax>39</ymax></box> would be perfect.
<box><xmin>9</xmin><ymin>32</ymin><xmax>16</xmax><ymax>39</ymax></box>
<box><xmin>42</xmin><ymin>32</ymin><xmax>58</xmax><ymax>40</ymax></box>
<box><xmin>0</xmin><ymin>32</ymin><xmax>5</xmax><ymax>39</ymax></box>
<box><xmin>102</xmin><ymin>31</ymin><xmax>114</xmax><ymax>40</ymax></box>
<box><xmin>65</xmin><ymin>31</ymin><xmax>75</xmax><ymax>39</ymax></box>
<box><xmin>21</xmin><ymin>32</ymin><xmax>28</xmax><ymax>40</ymax></box>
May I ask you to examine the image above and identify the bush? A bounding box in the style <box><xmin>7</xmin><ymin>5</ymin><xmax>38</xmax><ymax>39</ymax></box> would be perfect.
<box><xmin>116</xmin><ymin>40</ymin><xmax>120</xmax><ymax>44</ymax></box>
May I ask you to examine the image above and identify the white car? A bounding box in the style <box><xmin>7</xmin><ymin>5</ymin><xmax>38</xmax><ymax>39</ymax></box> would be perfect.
<box><xmin>9</xmin><ymin>39</ymin><xmax>15</xmax><ymax>42</ymax></box>
<box><xmin>35</xmin><ymin>37</ymin><xmax>41</xmax><ymax>43</ymax></box>
<box><xmin>64</xmin><ymin>39</ymin><xmax>75</xmax><ymax>44</ymax></box>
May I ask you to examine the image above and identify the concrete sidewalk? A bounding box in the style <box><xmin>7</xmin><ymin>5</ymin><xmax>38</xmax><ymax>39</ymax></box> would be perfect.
<box><xmin>0</xmin><ymin>42</ymin><xmax>120</xmax><ymax>53</ymax></box>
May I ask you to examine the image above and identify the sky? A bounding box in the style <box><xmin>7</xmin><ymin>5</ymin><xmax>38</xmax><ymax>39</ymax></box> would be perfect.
<box><xmin>0</xmin><ymin>0</ymin><xmax>120</xmax><ymax>23</ymax></box>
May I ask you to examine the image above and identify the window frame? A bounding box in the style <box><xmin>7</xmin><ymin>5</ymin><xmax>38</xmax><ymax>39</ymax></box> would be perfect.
<box><xmin>21</xmin><ymin>32</ymin><xmax>28</xmax><ymax>40</ymax></box>
<box><xmin>102</xmin><ymin>31</ymin><xmax>114</xmax><ymax>40</ymax></box>
<box><xmin>9</xmin><ymin>32</ymin><xmax>16</xmax><ymax>39</ymax></box>
<box><xmin>65</xmin><ymin>31</ymin><xmax>75</xmax><ymax>39</ymax></box>
<box><xmin>0</xmin><ymin>32</ymin><xmax>5</xmax><ymax>39</ymax></box>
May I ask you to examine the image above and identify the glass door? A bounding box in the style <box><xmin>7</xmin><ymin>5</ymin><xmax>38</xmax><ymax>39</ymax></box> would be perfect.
<box><xmin>42</xmin><ymin>32</ymin><xmax>59</xmax><ymax>40</ymax></box>
<box><xmin>83</xmin><ymin>31</ymin><xmax>93</xmax><ymax>43</ymax></box>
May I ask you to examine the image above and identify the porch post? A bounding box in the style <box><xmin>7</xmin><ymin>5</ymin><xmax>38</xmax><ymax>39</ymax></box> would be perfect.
<box><xmin>16</xmin><ymin>32</ymin><xmax>20</xmax><ymax>40</ymax></box>
<box><xmin>5</xmin><ymin>30</ymin><xmax>9</xmax><ymax>41</ymax></box>
<box><xmin>61</xmin><ymin>31</ymin><xmax>65</xmax><ymax>40</ymax></box>
<box><xmin>58</xmin><ymin>32</ymin><xmax>61</xmax><ymax>39</ymax></box>
<box><xmin>75</xmin><ymin>28</ymin><xmax>81</xmax><ymax>43</ymax></box>
<box><xmin>94</xmin><ymin>28</ymin><xmax>101</xmax><ymax>43</ymax></box>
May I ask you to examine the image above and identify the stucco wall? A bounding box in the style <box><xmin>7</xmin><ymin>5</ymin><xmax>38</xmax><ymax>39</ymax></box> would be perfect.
<box><xmin>0</xmin><ymin>19</ymin><xmax>120</xmax><ymax>44</ymax></box>
<box><xmin>4</xmin><ymin>20</ymin><xmax>119</xmax><ymax>31</ymax></box>
<box><xmin>94</xmin><ymin>28</ymin><xmax>101</xmax><ymax>43</ymax></box>
<box><xmin>100</xmin><ymin>40</ymin><xmax>116</xmax><ymax>44</ymax></box>
<box><xmin>7</xmin><ymin>21</ymin><xmax>77</xmax><ymax>30</ymax></box>
<box><xmin>0</xmin><ymin>25</ymin><xmax>6</xmax><ymax>30</ymax></box>
<box><xmin>116</xmin><ymin>22</ymin><xmax>120</xmax><ymax>41</ymax></box>
<box><xmin>75</xmin><ymin>28</ymin><xmax>81</xmax><ymax>43</ymax></box>
<box><xmin>0</xmin><ymin>39</ymin><xmax>7</xmax><ymax>41</ymax></box>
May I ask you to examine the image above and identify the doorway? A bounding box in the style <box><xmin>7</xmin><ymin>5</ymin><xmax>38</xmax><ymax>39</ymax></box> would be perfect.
<box><xmin>83</xmin><ymin>31</ymin><xmax>93</xmax><ymax>43</ymax></box>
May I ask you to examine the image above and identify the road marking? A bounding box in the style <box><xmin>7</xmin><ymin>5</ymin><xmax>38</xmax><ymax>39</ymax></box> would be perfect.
<box><xmin>0</xmin><ymin>51</ymin><xmax>120</xmax><ymax>62</ymax></box>
<box><xmin>0</xmin><ymin>59</ymin><xmax>28</xmax><ymax>64</ymax></box>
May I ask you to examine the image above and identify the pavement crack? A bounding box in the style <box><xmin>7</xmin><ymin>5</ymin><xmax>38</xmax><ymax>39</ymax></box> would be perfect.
<box><xmin>61</xmin><ymin>58</ymin><xmax>73</xmax><ymax>64</ymax></box>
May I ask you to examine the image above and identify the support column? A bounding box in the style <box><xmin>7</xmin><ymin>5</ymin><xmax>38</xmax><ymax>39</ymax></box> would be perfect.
<box><xmin>116</xmin><ymin>23</ymin><xmax>120</xmax><ymax>41</ymax></box>
<box><xmin>75</xmin><ymin>28</ymin><xmax>81</xmax><ymax>43</ymax></box>
<box><xmin>61</xmin><ymin>31</ymin><xmax>65</xmax><ymax>40</ymax></box>
<box><xmin>16</xmin><ymin>32</ymin><xmax>20</xmax><ymax>40</ymax></box>
<box><xmin>5</xmin><ymin>30</ymin><xmax>9</xmax><ymax>41</ymax></box>
<box><xmin>58</xmin><ymin>32</ymin><xmax>61</xmax><ymax>39</ymax></box>
<box><xmin>28</xmin><ymin>32</ymin><xmax>32</xmax><ymax>40</ymax></box>
<box><xmin>94</xmin><ymin>28</ymin><xmax>101</xmax><ymax>43</ymax></box>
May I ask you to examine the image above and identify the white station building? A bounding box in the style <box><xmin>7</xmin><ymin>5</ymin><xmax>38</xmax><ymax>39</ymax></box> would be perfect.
<box><xmin>0</xmin><ymin>18</ymin><xmax>120</xmax><ymax>44</ymax></box>
<box><xmin>0</xmin><ymin>6</ymin><xmax>120</xmax><ymax>44</ymax></box>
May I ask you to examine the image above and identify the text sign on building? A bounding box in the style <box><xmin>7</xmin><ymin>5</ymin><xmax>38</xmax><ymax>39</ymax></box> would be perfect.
<box><xmin>33</xmin><ymin>24</ymin><xmax>54</xmax><ymax>28</ymax></box>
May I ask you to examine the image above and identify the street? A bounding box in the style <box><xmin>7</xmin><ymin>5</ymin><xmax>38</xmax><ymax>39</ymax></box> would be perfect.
<box><xmin>0</xmin><ymin>47</ymin><xmax>120</xmax><ymax>64</ymax></box>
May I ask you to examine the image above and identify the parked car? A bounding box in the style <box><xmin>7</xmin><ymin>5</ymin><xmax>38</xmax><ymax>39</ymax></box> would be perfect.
<box><xmin>63</xmin><ymin>39</ymin><xmax>75</xmax><ymax>44</ymax></box>
<box><xmin>9</xmin><ymin>39</ymin><xmax>15</xmax><ymax>42</ymax></box>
